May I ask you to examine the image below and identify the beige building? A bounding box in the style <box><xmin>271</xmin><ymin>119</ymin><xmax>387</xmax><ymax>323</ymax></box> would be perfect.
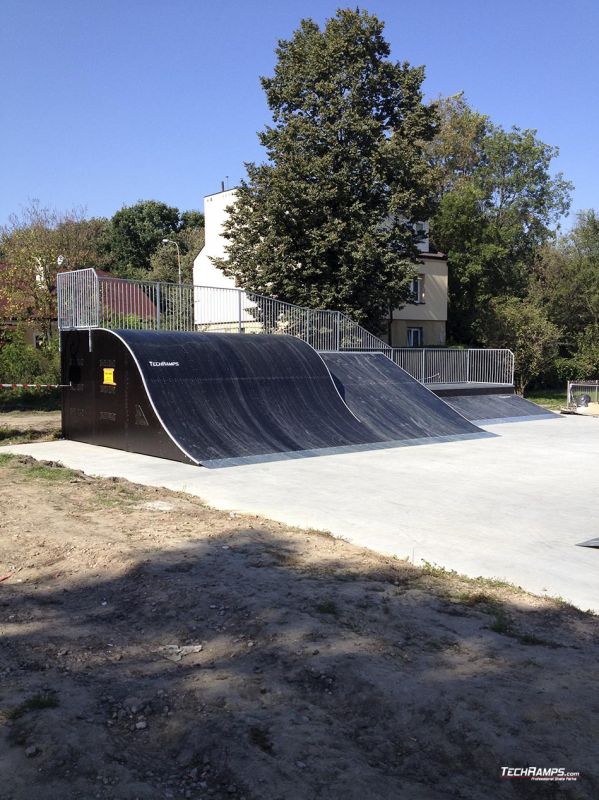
<box><xmin>194</xmin><ymin>190</ymin><xmax>448</xmax><ymax>346</ymax></box>
<box><xmin>386</xmin><ymin>248</ymin><xmax>448</xmax><ymax>348</ymax></box>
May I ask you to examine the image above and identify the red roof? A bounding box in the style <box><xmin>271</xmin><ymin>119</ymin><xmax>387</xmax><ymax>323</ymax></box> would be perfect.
<box><xmin>95</xmin><ymin>270</ymin><xmax>158</xmax><ymax>320</ymax></box>
<box><xmin>1</xmin><ymin>265</ymin><xmax>159</xmax><ymax>324</ymax></box>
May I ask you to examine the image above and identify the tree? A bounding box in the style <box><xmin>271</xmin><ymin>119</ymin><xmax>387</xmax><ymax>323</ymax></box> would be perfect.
<box><xmin>430</xmin><ymin>97</ymin><xmax>572</xmax><ymax>344</ymax></box>
<box><xmin>559</xmin><ymin>325</ymin><xmax>599</xmax><ymax>380</ymax></box>
<box><xmin>107</xmin><ymin>201</ymin><xmax>204</xmax><ymax>279</ymax></box>
<box><xmin>531</xmin><ymin>210</ymin><xmax>599</xmax><ymax>379</ymax></box>
<box><xmin>479</xmin><ymin>296</ymin><xmax>561</xmax><ymax>393</ymax></box>
<box><xmin>0</xmin><ymin>202</ymin><xmax>110</xmax><ymax>342</ymax></box>
<box><xmin>532</xmin><ymin>210</ymin><xmax>599</xmax><ymax>335</ymax></box>
<box><xmin>215</xmin><ymin>9</ymin><xmax>438</xmax><ymax>333</ymax></box>
<box><xmin>428</xmin><ymin>92</ymin><xmax>490</xmax><ymax>196</ymax></box>
<box><xmin>149</xmin><ymin>225</ymin><xmax>205</xmax><ymax>284</ymax></box>
<box><xmin>107</xmin><ymin>200</ymin><xmax>181</xmax><ymax>278</ymax></box>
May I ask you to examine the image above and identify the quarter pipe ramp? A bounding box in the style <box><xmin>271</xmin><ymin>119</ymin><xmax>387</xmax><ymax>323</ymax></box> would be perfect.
<box><xmin>62</xmin><ymin>330</ymin><xmax>382</xmax><ymax>466</ymax></box>
<box><xmin>321</xmin><ymin>352</ymin><xmax>482</xmax><ymax>441</ymax></box>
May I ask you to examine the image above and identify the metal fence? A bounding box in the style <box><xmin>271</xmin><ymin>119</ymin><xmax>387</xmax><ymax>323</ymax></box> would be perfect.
<box><xmin>567</xmin><ymin>381</ymin><xmax>599</xmax><ymax>408</ymax></box>
<box><xmin>57</xmin><ymin>268</ymin><xmax>100</xmax><ymax>329</ymax></box>
<box><xmin>56</xmin><ymin>268</ymin><xmax>514</xmax><ymax>385</ymax></box>
<box><xmin>391</xmin><ymin>348</ymin><xmax>514</xmax><ymax>385</ymax></box>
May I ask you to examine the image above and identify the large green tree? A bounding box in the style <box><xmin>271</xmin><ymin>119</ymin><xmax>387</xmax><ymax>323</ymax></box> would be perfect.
<box><xmin>107</xmin><ymin>201</ymin><xmax>203</xmax><ymax>278</ymax></box>
<box><xmin>532</xmin><ymin>210</ymin><xmax>599</xmax><ymax>334</ymax></box>
<box><xmin>430</xmin><ymin>98</ymin><xmax>572</xmax><ymax>344</ymax></box>
<box><xmin>215</xmin><ymin>8</ymin><xmax>438</xmax><ymax>332</ymax></box>
<box><xmin>531</xmin><ymin>210</ymin><xmax>599</xmax><ymax>379</ymax></box>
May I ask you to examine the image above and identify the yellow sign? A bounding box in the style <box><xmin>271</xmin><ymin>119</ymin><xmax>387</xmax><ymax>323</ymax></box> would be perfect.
<box><xmin>102</xmin><ymin>368</ymin><xmax>116</xmax><ymax>386</ymax></box>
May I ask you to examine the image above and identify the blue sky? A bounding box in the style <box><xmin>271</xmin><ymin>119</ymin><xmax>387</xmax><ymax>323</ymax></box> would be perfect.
<box><xmin>1</xmin><ymin>0</ymin><xmax>597</xmax><ymax>228</ymax></box>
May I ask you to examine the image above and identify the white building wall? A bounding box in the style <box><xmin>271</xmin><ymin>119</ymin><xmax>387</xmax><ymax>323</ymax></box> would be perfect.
<box><xmin>193</xmin><ymin>189</ymin><xmax>238</xmax><ymax>290</ymax></box>
<box><xmin>193</xmin><ymin>189</ymin><xmax>260</xmax><ymax>328</ymax></box>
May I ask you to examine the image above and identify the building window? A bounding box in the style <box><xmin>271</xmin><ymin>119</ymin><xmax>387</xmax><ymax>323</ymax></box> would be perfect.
<box><xmin>409</xmin><ymin>275</ymin><xmax>424</xmax><ymax>304</ymax></box>
<box><xmin>407</xmin><ymin>327</ymin><xmax>423</xmax><ymax>347</ymax></box>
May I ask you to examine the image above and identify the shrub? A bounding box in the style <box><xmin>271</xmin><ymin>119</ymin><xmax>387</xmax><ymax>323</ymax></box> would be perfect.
<box><xmin>0</xmin><ymin>331</ymin><xmax>60</xmax><ymax>385</ymax></box>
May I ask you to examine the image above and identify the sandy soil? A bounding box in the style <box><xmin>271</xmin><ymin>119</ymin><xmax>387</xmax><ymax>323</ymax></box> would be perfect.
<box><xmin>0</xmin><ymin>411</ymin><xmax>62</xmax><ymax>448</ymax></box>
<box><xmin>0</xmin><ymin>411</ymin><xmax>61</xmax><ymax>432</ymax></box>
<box><xmin>0</xmin><ymin>452</ymin><xmax>598</xmax><ymax>799</ymax></box>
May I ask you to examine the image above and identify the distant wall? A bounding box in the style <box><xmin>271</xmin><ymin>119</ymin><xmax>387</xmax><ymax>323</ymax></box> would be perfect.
<box><xmin>193</xmin><ymin>189</ymin><xmax>238</xmax><ymax>290</ymax></box>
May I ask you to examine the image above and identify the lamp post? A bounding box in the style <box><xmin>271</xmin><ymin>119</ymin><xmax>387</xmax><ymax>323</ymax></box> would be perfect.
<box><xmin>162</xmin><ymin>238</ymin><xmax>184</xmax><ymax>329</ymax></box>
<box><xmin>162</xmin><ymin>238</ymin><xmax>182</xmax><ymax>285</ymax></box>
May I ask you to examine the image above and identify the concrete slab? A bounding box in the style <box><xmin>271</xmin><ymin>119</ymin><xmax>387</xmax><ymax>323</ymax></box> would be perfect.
<box><xmin>3</xmin><ymin>413</ymin><xmax>599</xmax><ymax>611</ymax></box>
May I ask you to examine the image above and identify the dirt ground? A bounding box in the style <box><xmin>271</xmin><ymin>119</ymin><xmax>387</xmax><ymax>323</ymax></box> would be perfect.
<box><xmin>0</xmin><ymin>439</ymin><xmax>598</xmax><ymax>798</ymax></box>
<box><xmin>0</xmin><ymin>410</ymin><xmax>61</xmax><ymax>430</ymax></box>
<box><xmin>0</xmin><ymin>410</ymin><xmax>61</xmax><ymax>446</ymax></box>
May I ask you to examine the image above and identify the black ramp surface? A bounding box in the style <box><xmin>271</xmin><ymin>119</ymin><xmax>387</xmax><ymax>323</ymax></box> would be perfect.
<box><xmin>117</xmin><ymin>330</ymin><xmax>388</xmax><ymax>464</ymax></box>
<box><xmin>61</xmin><ymin>329</ymin><xmax>195</xmax><ymax>464</ymax></box>
<box><xmin>441</xmin><ymin>392</ymin><xmax>555</xmax><ymax>423</ymax></box>
<box><xmin>321</xmin><ymin>352</ymin><xmax>483</xmax><ymax>440</ymax></box>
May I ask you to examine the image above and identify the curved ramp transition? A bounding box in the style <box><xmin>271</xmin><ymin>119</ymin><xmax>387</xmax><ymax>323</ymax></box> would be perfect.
<box><xmin>321</xmin><ymin>352</ymin><xmax>482</xmax><ymax>440</ymax></box>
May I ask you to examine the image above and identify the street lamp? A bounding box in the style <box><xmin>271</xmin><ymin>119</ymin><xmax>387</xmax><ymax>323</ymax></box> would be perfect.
<box><xmin>162</xmin><ymin>238</ymin><xmax>181</xmax><ymax>285</ymax></box>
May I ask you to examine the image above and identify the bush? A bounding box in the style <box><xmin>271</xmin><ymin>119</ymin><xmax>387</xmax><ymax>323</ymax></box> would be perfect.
<box><xmin>478</xmin><ymin>297</ymin><xmax>561</xmax><ymax>393</ymax></box>
<box><xmin>555</xmin><ymin>325</ymin><xmax>599</xmax><ymax>382</ymax></box>
<box><xmin>0</xmin><ymin>331</ymin><xmax>60</xmax><ymax>385</ymax></box>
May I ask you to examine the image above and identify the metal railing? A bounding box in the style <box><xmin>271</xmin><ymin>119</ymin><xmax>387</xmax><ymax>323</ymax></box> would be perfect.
<box><xmin>57</xmin><ymin>268</ymin><xmax>100</xmax><ymax>329</ymax></box>
<box><xmin>567</xmin><ymin>381</ymin><xmax>599</xmax><ymax>408</ymax></box>
<box><xmin>391</xmin><ymin>348</ymin><xmax>514</xmax><ymax>385</ymax></box>
<box><xmin>56</xmin><ymin>269</ymin><xmax>514</xmax><ymax>386</ymax></box>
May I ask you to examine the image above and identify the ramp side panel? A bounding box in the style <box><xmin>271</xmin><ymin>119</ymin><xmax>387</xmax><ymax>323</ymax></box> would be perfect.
<box><xmin>321</xmin><ymin>352</ymin><xmax>482</xmax><ymax>440</ymax></box>
<box><xmin>117</xmin><ymin>330</ymin><xmax>384</xmax><ymax>463</ymax></box>
<box><xmin>61</xmin><ymin>330</ymin><xmax>195</xmax><ymax>463</ymax></box>
<box><xmin>443</xmin><ymin>392</ymin><xmax>555</xmax><ymax>422</ymax></box>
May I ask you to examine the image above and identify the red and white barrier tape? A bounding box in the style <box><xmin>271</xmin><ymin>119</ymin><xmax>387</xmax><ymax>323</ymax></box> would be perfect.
<box><xmin>0</xmin><ymin>383</ymin><xmax>71</xmax><ymax>389</ymax></box>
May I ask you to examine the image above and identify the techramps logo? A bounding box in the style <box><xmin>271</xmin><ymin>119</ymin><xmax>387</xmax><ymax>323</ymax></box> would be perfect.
<box><xmin>148</xmin><ymin>361</ymin><xmax>180</xmax><ymax>367</ymax></box>
<box><xmin>501</xmin><ymin>766</ymin><xmax>580</xmax><ymax>782</ymax></box>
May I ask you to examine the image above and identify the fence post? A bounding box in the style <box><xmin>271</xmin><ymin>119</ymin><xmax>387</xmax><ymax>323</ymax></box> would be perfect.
<box><xmin>238</xmin><ymin>290</ymin><xmax>242</xmax><ymax>334</ymax></box>
<box><xmin>306</xmin><ymin>308</ymin><xmax>311</xmax><ymax>346</ymax></box>
<box><xmin>466</xmin><ymin>350</ymin><xmax>470</xmax><ymax>383</ymax></box>
<box><xmin>421</xmin><ymin>349</ymin><xmax>425</xmax><ymax>383</ymax></box>
<box><xmin>156</xmin><ymin>283</ymin><xmax>161</xmax><ymax>330</ymax></box>
<box><xmin>336</xmin><ymin>311</ymin><xmax>341</xmax><ymax>351</ymax></box>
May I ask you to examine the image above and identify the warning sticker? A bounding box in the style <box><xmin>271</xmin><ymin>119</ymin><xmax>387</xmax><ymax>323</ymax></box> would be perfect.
<box><xmin>102</xmin><ymin>368</ymin><xmax>116</xmax><ymax>386</ymax></box>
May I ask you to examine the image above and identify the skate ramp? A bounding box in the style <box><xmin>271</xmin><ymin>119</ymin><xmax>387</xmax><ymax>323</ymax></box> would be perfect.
<box><xmin>62</xmin><ymin>330</ymin><xmax>399</xmax><ymax>467</ymax></box>
<box><xmin>439</xmin><ymin>391</ymin><xmax>555</xmax><ymax>424</ymax></box>
<box><xmin>321</xmin><ymin>352</ymin><xmax>483</xmax><ymax>441</ymax></box>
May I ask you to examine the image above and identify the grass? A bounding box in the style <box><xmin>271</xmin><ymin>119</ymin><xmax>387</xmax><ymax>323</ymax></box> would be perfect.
<box><xmin>91</xmin><ymin>483</ymin><xmax>141</xmax><ymax>509</ymax></box>
<box><xmin>0</xmin><ymin>454</ymin><xmax>78</xmax><ymax>482</ymax></box>
<box><xmin>420</xmin><ymin>561</ymin><xmax>525</xmax><ymax>594</ymax></box>
<box><xmin>0</xmin><ymin>390</ymin><xmax>61</xmax><ymax>413</ymax></box>
<box><xmin>454</xmin><ymin>590</ymin><xmax>496</xmax><ymax>606</ymax></box>
<box><xmin>6</xmin><ymin>692</ymin><xmax>59</xmax><ymax>720</ymax></box>
<box><xmin>315</xmin><ymin>599</ymin><xmax>338</xmax><ymax>616</ymax></box>
<box><xmin>0</xmin><ymin>427</ymin><xmax>60</xmax><ymax>446</ymax></box>
<box><xmin>524</xmin><ymin>387</ymin><xmax>565</xmax><ymax>411</ymax></box>
<box><xmin>22</xmin><ymin>462</ymin><xmax>78</xmax><ymax>482</ymax></box>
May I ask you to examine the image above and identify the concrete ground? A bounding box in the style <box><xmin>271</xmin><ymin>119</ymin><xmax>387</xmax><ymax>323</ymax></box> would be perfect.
<box><xmin>3</xmin><ymin>413</ymin><xmax>599</xmax><ymax>611</ymax></box>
